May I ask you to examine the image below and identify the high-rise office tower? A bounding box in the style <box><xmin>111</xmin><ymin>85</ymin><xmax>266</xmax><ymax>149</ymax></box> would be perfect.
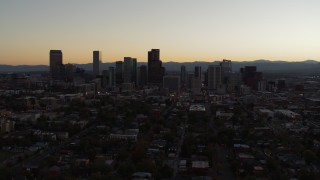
<box><xmin>163</xmin><ymin>75</ymin><xmax>180</xmax><ymax>92</ymax></box>
<box><xmin>123</xmin><ymin>57</ymin><xmax>132</xmax><ymax>83</ymax></box>
<box><xmin>132</xmin><ymin>58</ymin><xmax>137</xmax><ymax>84</ymax></box>
<box><xmin>137</xmin><ymin>65</ymin><xmax>148</xmax><ymax>87</ymax></box>
<box><xmin>187</xmin><ymin>73</ymin><xmax>202</xmax><ymax>94</ymax></box>
<box><xmin>187</xmin><ymin>73</ymin><xmax>194</xmax><ymax>89</ymax></box>
<box><xmin>93</xmin><ymin>51</ymin><xmax>101</xmax><ymax>77</ymax></box>
<box><xmin>194</xmin><ymin>66</ymin><xmax>202</xmax><ymax>80</ymax></box>
<box><xmin>180</xmin><ymin>65</ymin><xmax>186</xmax><ymax>88</ymax></box>
<box><xmin>148</xmin><ymin>49</ymin><xmax>165</xmax><ymax>86</ymax></box>
<box><xmin>220</xmin><ymin>59</ymin><xmax>233</xmax><ymax>92</ymax></box>
<box><xmin>49</xmin><ymin>50</ymin><xmax>64</xmax><ymax>80</ymax></box>
<box><xmin>258</xmin><ymin>79</ymin><xmax>267</xmax><ymax>92</ymax></box>
<box><xmin>123</xmin><ymin>57</ymin><xmax>137</xmax><ymax>84</ymax></box>
<box><xmin>220</xmin><ymin>59</ymin><xmax>232</xmax><ymax>74</ymax></box>
<box><xmin>65</xmin><ymin>63</ymin><xmax>75</xmax><ymax>82</ymax></box>
<box><xmin>240</xmin><ymin>66</ymin><xmax>262</xmax><ymax>90</ymax></box>
<box><xmin>115</xmin><ymin>61</ymin><xmax>123</xmax><ymax>85</ymax></box>
<box><xmin>102</xmin><ymin>70</ymin><xmax>109</xmax><ymax>88</ymax></box>
<box><xmin>148</xmin><ymin>49</ymin><xmax>160</xmax><ymax>61</ymax></box>
<box><xmin>207</xmin><ymin>65</ymin><xmax>221</xmax><ymax>90</ymax></box>
<box><xmin>108</xmin><ymin>67</ymin><xmax>115</xmax><ymax>87</ymax></box>
<box><xmin>228</xmin><ymin>72</ymin><xmax>241</xmax><ymax>92</ymax></box>
<box><xmin>204</xmin><ymin>71</ymin><xmax>208</xmax><ymax>87</ymax></box>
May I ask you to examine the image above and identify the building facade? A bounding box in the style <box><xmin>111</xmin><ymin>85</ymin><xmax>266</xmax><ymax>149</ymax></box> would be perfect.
<box><xmin>148</xmin><ymin>49</ymin><xmax>165</xmax><ymax>86</ymax></box>
<box><xmin>93</xmin><ymin>51</ymin><xmax>101</xmax><ymax>77</ymax></box>
<box><xmin>180</xmin><ymin>65</ymin><xmax>186</xmax><ymax>88</ymax></box>
<box><xmin>207</xmin><ymin>65</ymin><xmax>221</xmax><ymax>90</ymax></box>
<box><xmin>49</xmin><ymin>50</ymin><xmax>64</xmax><ymax>80</ymax></box>
<box><xmin>115</xmin><ymin>61</ymin><xmax>123</xmax><ymax>85</ymax></box>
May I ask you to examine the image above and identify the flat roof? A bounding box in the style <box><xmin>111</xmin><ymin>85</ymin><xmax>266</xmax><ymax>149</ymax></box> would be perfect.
<box><xmin>192</xmin><ymin>161</ymin><xmax>209</xmax><ymax>168</ymax></box>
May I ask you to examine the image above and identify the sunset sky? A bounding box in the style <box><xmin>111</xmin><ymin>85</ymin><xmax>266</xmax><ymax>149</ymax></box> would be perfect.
<box><xmin>0</xmin><ymin>0</ymin><xmax>319</xmax><ymax>65</ymax></box>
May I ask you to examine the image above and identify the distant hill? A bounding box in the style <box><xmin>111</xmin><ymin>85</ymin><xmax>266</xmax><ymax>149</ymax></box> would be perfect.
<box><xmin>0</xmin><ymin>60</ymin><xmax>319</xmax><ymax>74</ymax></box>
<box><xmin>0</xmin><ymin>65</ymin><xmax>48</xmax><ymax>72</ymax></box>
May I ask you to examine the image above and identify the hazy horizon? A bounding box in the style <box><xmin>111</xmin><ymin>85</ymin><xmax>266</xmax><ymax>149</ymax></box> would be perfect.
<box><xmin>0</xmin><ymin>59</ymin><xmax>319</xmax><ymax>67</ymax></box>
<box><xmin>1</xmin><ymin>0</ymin><xmax>319</xmax><ymax>65</ymax></box>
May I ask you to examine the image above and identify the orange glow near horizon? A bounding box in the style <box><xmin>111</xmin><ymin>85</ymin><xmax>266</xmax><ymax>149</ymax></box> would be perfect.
<box><xmin>0</xmin><ymin>1</ymin><xmax>319</xmax><ymax>65</ymax></box>
<box><xmin>0</xmin><ymin>48</ymin><xmax>318</xmax><ymax>65</ymax></box>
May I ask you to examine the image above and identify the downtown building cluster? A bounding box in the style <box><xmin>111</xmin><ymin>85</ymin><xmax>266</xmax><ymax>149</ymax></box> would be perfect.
<box><xmin>0</xmin><ymin>50</ymin><xmax>320</xmax><ymax>179</ymax></box>
<box><xmin>49</xmin><ymin>48</ymin><xmax>269</xmax><ymax>96</ymax></box>
<box><xmin>49</xmin><ymin>49</ymin><xmax>165</xmax><ymax>93</ymax></box>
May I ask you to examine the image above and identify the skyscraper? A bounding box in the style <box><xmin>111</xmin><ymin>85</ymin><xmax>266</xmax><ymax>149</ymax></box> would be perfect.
<box><xmin>93</xmin><ymin>51</ymin><xmax>101</xmax><ymax>77</ymax></box>
<box><xmin>65</xmin><ymin>63</ymin><xmax>75</xmax><ymax>82</ymax></box>
<box><xmin>180</xmin><ymin>65</ymin><xmax>186</xmax><ymax>88</ymax></box>
<box><xmin>123</xmin><ymin>57</ymin><xmax>137</xmax><ymax>84</ymax></box>
<box><xmin>187</xmin><ymin>73</ymin><xmax>202</xmax><ymax>94</ymax></box>
<box><xmin>137</xmin><ymin>65</ymin><xmax>148</xmax><ymax>87</ymax></box>
<box><xmin>207</xmin><ymin>65</ymin><xmax>221</xmax><ymax>90</ymax></box>
<box><xmin>220</xmin><ymin>59</ymin><xmax>233</xmax><ymax>92</ymax></box>
<box><xmin>132</xmin><ymin>58</ymin><xmax>137</xmax><ymax>84</ymax></box>
<box><xmin>220</xmin><ymin>59</ymin><xmax>232</xmax><ymax>74</ymax></box>
<box><xmin>163</xmin><ymin>75</ymin><xmax>180</xmax><ymax>92</ymax></box>
<box><xmin>148</xmin><ymin>49</ymin><xmax>160</xmax><ymax>62</ymax></box>
<box><xmin>102</xmin><ymin>70</ymin><xmax>109</xmax><ymax>88</ymax></box>
<box><xmin>108</xmin><ymin>67</ymin><xmax>115</xmax><ymax>87</ymax></box>
<box><xmin>148</xmin><ymin>49</ymin><xmax>165</xmax><ymax>86</ymax></box>
<box><xmin>194</xmin><ymin>66</ymin><xmax>202</xmax><ymax>80</ymax></box>
<box><xmin>49</xmin><ymin>50</ymin><xmax>64</xmax><ymax>80</ymax></box>
<box><xmin>240</xmin><ymin>66</ymin><xmax>262</xmax><ymax>90</ymax></box>
<box><xmin>115</xmin><ymin>61</ymin><xmax>123</xmax><ymax>85</ymax></box>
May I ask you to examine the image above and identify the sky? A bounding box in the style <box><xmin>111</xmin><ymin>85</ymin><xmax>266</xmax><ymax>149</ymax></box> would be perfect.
<box><xmin>0</xmin><ymin>0</ymin><xmax>319</xmax><ymax>65</ymax></box>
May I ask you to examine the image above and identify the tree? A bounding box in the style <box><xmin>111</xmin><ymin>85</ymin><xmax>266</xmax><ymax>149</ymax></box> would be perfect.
<box><xmin>159</xmin><ymin>164</ymin><xmax>173</xmax><ymax>179</ymax></box>
<box><xmin>131</xmin><ymin>146</ymin><xmax>147</xmax><ymax>162</ymax></box>
<box><xmin>136</xmin><ymin>159</ymin><xmax>157</xmax><ymax>175</ymax></box>
<box><xmin>91</xmin><ymin>160</ymin><xmax>112</xmax><ymax>175</ymax></box>
<box><xmin>0</xmin><ymin>168</ymin><xmax>11</xmax><ymax>180</ymax></box>
<box><xmin>117</xmin><ymin>162</ymin><xmax>135</xmax><ymax>179</ymax></box>
<box><xmin>303</xmin><ymin>150</ymin><xmax>317</xmax><ymax>165</ymax></box>
<box><xmin>298</xmin><ymin>168</ymin><xmax>316</xmax><ymax>180</ymax></box>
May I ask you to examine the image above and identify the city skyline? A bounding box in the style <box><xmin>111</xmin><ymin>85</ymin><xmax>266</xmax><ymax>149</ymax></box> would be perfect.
<box><xmin>1</xmin><ymin>0</ymin><xmax>320</xmax><ymax>65</ymax></box>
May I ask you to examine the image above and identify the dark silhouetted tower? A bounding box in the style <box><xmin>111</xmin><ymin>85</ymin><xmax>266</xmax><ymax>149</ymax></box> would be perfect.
<box><xmin>49</xmin><ymin>50</ymin><xmax>64</xmax><ymax>80</ymax></box>
<box><xmin>93</xmin><ymin>51</ymin><xmax>101</xmax><ymax>77</ymax></box>
<box><xmin>115</xmin><ymin>61</ymin><xmax>123</xmax><ymax>85</ymax></box>
<box><xmin>180</xmin><ymin>65</ymin><xmax>186</xmax><ymax>88</ymax></box>
<box><xmin>123</xmin><ymin>57</ymin><xmax>137</xmax><ymax>84</ymax></box>
<box><xmin>138</xmin><ymin>65</ymin><xmax>148</xmax><ymax>87</ymax></box>
<box><xmin>240</xmin><ymin>66</ymin><xmax>262</xmax><ymax>90</ymax></box>
<box><xmin>207</xmin><ymin>65</ymin><xmax>221</xmax><ymax>90</ymax></box>
<box><xmin>108</xmin><ymin>67</ymin><xmax>115</xmax><ymax>87</ymax></box>
<box><xmin>195</xmin><ymin>66</ymin><xmax>202</xmax><ymax>80</ymax></box>
<box><xmin>148</xmin><ymin>49</ymin><xmax>165</xmax><ymax>86</ymax></box>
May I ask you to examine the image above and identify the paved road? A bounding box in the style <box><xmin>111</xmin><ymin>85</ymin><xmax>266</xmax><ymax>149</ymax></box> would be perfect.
<box><xmin>172</xmin><ymin>111</ymin><xmax>188</xmax><ymax>179</ymax></box>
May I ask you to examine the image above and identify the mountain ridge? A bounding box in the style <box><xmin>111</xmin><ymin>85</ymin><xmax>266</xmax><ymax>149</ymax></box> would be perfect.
<box><xmin>0</xmin><ymin>60</ymin><xmax>319</xmax><ymax>74</ymax></box>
